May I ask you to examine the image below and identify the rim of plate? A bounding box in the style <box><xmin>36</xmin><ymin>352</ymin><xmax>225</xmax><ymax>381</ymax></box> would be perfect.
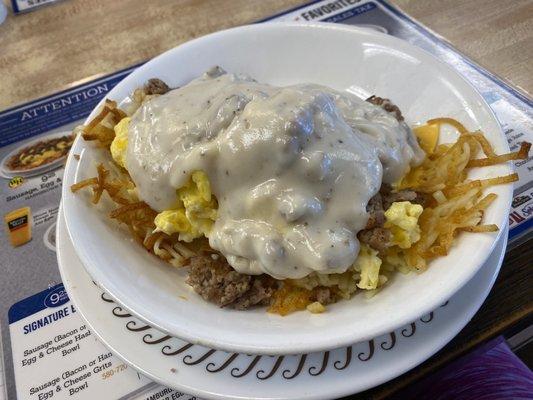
<box><xmin>57</xmin><ymin>207</ymin><xmax>508</xmax><ymax>400</ymax></box>
<box><xmin>61</xmin><ymin>22</ymin><xmax>513</xmax><ymax>355</ymax></box>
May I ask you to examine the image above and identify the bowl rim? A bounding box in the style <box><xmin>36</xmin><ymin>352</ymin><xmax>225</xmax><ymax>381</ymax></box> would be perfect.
<box><xmin>61</xmin><ymin>21</ymin><xmax>512</xmax><ymax>355</ymax></box>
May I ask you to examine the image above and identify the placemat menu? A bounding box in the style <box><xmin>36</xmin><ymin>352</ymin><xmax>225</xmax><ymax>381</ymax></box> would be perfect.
<box><xmin>1</xmin><ymin>1</ymin><xmax>531</xmax><ymax>399</ymax></box>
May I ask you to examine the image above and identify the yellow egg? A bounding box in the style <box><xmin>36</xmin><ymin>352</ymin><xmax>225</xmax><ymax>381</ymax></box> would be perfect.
<box><xmin>384</xmin><ymin>201</ymin><xmax>423</xmax><ymax>249</ymax></box>
<box><xmin>154</xmin><ymin>171</ymin><xmax>217</xmax><ymax>242</ymax></box>
<box><xmin>154</xmin><ymin>209</ymin><xmax>190</xmax><ymax>233</ymax></box>
<box><xmin>384</xmin><ymin>247</ymin><xmax>411</xmax><ymax>274</ymax></box>
<box><xmin>110</xmin><ymin>117</ymin><xmax>130</xmax><ymax>168</ymax></box>
<box><xmin>354</xmin><ymin>245</ymin><xmax>382</xmax><ymax>290</ymax></box>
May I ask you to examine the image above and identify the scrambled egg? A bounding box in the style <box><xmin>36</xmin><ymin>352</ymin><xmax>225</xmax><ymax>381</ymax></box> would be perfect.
<box><xmin>110</xmin><ymin>117</ymin><xmax>130</xmax><ymax>168</ymax></box>
<box><xmin>354</xmin><ymin>245</ymin><xmax>382</xmax><ymax>290</ymax></box>
<box><xmin>353</xmin><ymin>201</ymin><xmax>423</xmax><ymax>291</ymax></box>
<box><xmin>111</xmin><ymin>117</ymin><xmax>217</xmax><ymax>242</ymax></box>
<box><xmin>384</xmin><ymin>248</ymin><xmax>411</xmax><ymax>274</ymax></box>
<box><xmin>384</xmin><ymin>201</ymin><xmax>423</xmax><ymax>249</ymax></box>
<box><xmin>154</xmin><ymin>171</ymin><xmax>217</xmax><ymax>242</ymax></box>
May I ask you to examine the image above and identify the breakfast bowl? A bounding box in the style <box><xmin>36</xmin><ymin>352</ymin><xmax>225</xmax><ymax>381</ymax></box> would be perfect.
<box><xmin>61</xmin><ymin>22</ymin><xmax>513</xmax><ymax>355</ymax></box>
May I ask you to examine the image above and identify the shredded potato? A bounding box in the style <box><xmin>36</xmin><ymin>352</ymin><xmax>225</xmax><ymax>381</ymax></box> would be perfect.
<box><xmin>71</xmin><ymin>162</ymin><xmax>196</xmax><ymax>266</ymax></box>
<box><xmin>306</xmin><ymin>302</ymin><xmax>326</xmax><ymax>314</ymax></box>
<box><xmin>395</xmin><ymin>118</ymin><xmax>529</xmax><ymax>271</ymax></box>
<box><xmin>268</xmin><ymin>284</ymin><xmax>312</xmax><ymax>316</ymax></box>
<box><xmin>467</xmin><ymin>142</ymin><xmax>530</xmax><ymax>168</ymax></box>
<box><xmin>427</xmin><ymin>117</ymin><xmax>469</xmax><ymax>134</ymax></box>
<box><xmin>81</xmin><ymin>99</ymin><xmax>126</xmax><ymax>147</ymax></box>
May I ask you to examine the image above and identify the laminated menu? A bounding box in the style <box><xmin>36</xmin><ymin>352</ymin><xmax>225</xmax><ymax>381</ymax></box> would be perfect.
<box><xmin>1</xmin><ymin>1</ymin><xmax>531</xmax><ymax>399</ymax></box>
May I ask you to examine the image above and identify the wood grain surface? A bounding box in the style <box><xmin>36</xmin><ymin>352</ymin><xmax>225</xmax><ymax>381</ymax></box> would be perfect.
<box><xmin>393</xmin><ymin>0</ymin><xmax>533</xmax><ymax>97</ymax></box>
<box><xmin>0</xmin><ymin>0</ymin><xmax>532</xmax><ymax>110</ymax></box>
<box><xmin>0</xmin><ymin>0</ymin><xmax>531</xmax><ymax>399</ymax></box>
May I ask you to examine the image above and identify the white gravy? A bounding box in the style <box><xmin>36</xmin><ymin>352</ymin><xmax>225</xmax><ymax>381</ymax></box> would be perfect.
<box><xmin>127</xmin><ymin>67</ymin><xmax>424</xmax><ymax>279</ymax></box>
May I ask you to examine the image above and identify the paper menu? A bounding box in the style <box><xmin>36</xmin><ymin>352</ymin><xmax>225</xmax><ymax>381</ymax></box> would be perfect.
<box><xmin>0</xmin><ymin>67</ymin><xmax>138</xmax><ymax>400</ymax></box>
<box><xmin>8</xmin><ymin>285</ymin><xmax>151</xmax><ymax>400</ymax></box>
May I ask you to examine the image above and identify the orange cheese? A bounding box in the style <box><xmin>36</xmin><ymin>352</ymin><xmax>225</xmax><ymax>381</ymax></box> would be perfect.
<box><xmin>413</xmin><ymin>123</ymin><xmax>439</xmax><ymax>155</ymax></box>
<box><xmin>4</xmin><ymin>207</ymin><xmax>32</xmax><ymax>247</ymax></box>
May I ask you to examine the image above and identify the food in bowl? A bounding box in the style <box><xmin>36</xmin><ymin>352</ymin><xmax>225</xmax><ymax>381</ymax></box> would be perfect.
<box><xmin>71</xmin><ymin>67</ymin><xmax>529</xmax><ymax>315</ymax></box>
<box><xmin>6</xmin><ymin>134</ymin><xmax>74</xmax><ymax>171</ymax></box>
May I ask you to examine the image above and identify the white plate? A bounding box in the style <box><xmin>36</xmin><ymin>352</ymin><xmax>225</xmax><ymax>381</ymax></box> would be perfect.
<box><xmin>62</xmin><ymin>22</ymin><xmax>513</xmax><ymax>354</ymax></box>
<box><xmin>57</xmin><ymin>208</ymin><xmax>507</xmax><ymax>399</ymax></box>
<box><xmin>1</xmin><ymin>131</ymin><xmax>73</xmax><ymax>178</ymax></box>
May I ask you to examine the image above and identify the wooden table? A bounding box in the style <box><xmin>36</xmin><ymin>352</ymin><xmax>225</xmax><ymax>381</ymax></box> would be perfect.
<box><xmin>1</xmin><ymin>0</ymin><xmax>532</xmax><ymax>110</ymax></box>
<box><xmin>1</xmin><ymin>1</ymin><xmax>531</xmax><ymax>398</ymax></box>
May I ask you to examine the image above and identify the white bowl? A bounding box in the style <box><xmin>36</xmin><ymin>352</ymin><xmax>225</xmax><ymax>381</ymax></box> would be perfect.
<box><xmin>62</xmin><ymin>22</ymin><xmax>512</xmax><ymax>355</ymax></box>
